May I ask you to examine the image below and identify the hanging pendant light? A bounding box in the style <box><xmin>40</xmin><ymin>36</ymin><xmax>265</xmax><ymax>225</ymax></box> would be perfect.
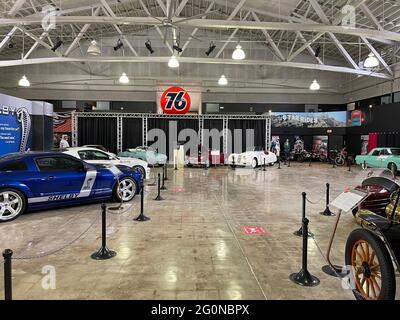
<box><xmin>309</xmin><ymin>79</ymin><xmax>320</xmax><ymax>91</ymax></box>
<box><xmin>218</xmin><ymin>74</ymin><xmax>228</xmax><ymax>86</ymax></box>
<box><xmin>119</xmin><ymin>72</ymin><xmax>129</xmax><ymax>84</ymax></box>
<box><xmin>168</xmin><ymin>55</ymin><xmax>179</xmax><ymax>68</ymax></box>
<box><xmin>87</xmin><ymin>40</ymin><xmax>101</xmax><ymax>56</ymax></box>
<box><xmin>18</xmin><ymin>75</ymin><xmax>30</xmax><ymax>87</ymax></box>
<box><xmin>363</xmin><ymin>52</ymin><xmax>379</xmax><ymax>68</ymax></box>
<box><xmin>232</xmin><ymin>44</ymin><xmax>245</xmax><ymax>60</ymax></box>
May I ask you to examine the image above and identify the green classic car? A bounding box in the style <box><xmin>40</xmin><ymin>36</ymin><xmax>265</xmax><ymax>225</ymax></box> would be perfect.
<box><xmin>118</xmin><ymin>146</ymin><xmax>167</xmax><ymax>166</ymax></box>
<box><xmin>355</xmin><ymin>147</ymin><xmax>400</xmax><ymax>172</ymax></box>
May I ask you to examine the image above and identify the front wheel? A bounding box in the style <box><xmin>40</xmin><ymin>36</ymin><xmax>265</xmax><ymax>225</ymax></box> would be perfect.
<box><xmin>0</xmin><ymin>189</ymin><xmax>26</xmax><ymax>222</ymax></box>
<box><xmin>345</xmin><ymin>228</ymin><xmax>396</xmax><ymax>300</ymax></box>
<box><xmin>132</xmin><ymin>165</ymin><xmax>146</xmax><ymax>179</ymax></box>
<box><xmin>114</xmin><ymin>178</ymin><xmax>138</xmax><ymax>202</ymax></box>
<box><xmin>251</xmin><ymin>158</ymin><xmax>258</xmax><ymax>169</ymax></box>
<box><xmin>335</xmin><ymin>156</ymin><xmax>345</xmax><ymax>166</ymax></box>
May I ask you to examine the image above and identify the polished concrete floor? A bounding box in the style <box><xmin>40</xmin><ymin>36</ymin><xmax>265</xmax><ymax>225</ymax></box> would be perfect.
<box><xmin>0</xmin><ymin>163</ymin><xmax>399</xmax><ymax>300</ymax></box>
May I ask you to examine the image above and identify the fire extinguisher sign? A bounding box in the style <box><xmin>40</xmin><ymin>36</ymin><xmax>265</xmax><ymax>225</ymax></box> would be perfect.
<box><xmin>160</xmin><ymin>86</ymin><xmax>191</xmax><ymax>114</ymax></box>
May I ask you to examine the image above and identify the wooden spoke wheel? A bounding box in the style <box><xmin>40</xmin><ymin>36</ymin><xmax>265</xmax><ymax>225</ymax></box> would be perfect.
<box><xmin>345</xmin><ymin>229</ymin><xmax>396</xmax><ymax>300</ymax></box>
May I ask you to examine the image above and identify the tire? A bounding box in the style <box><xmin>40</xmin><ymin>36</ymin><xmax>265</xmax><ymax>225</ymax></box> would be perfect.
<box><xmin>388</xmin><ymin>163</ymin><xmax>397</xmax><ymax>175</ymax></box>
<box><xmin>335</xmin><ymin>156</ymin><xmax>345</xmax><ymax>166</ymax></box>
<box><xmin>113</xmin><ymin>177</ymin><xmax>138</xmax><ymax>202</ymax></box>
<box><xmin>0</xmin><ymin>189</ymin><xmax>26</xmax><ymax>222</ymax></box>
<box><xmin>345</xmin><ymin>228</ymin><xmax>396</xmax><ymax>300</ymax></box>
<box><xmin>251</xmin><ymin>158</ymin><xmax>258</xmax><ymax>169</ymax></box>
<box><xmin>132</xmin><ymin>165</ymin><xmax>146</xmax><ymax>179</ymax></box>
<box><xmin>297</xmin><ymin>154</ymin><xmax>304</xmax><ymax>163</ymax></box>
<box><xmin>319</xmin><ymin>154</ymin><xmax>327</xmax><ymax>162</ymax></box>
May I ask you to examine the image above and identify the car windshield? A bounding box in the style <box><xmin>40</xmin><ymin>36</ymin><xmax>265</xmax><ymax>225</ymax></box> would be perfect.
<box><xmin>356</xmin><ymin>168</ymin><xmax>399</xmax><ymax>186</ymax></box>
<box><xmin>388</xmin><ymin>148</ymin><xmax>400</xmax><ymax>155</ymax></box>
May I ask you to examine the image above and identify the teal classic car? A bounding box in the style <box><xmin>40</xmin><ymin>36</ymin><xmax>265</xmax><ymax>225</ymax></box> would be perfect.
<box><xmin>118</xmin><ymin>146</ymin><xmax>167</xmax><ymax>166</ymax></box>
<box><xmin>355</xmin><ymin>147</ymin><xmax>400</xmax><ymax>172</ymax></box>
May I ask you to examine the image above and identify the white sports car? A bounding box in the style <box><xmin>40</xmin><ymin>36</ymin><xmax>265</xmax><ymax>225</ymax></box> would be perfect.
<box><xmin>62</xmin><ymin>147</ymin><xmax>150</xmax><ymax>179</ymax></box>
<box><xmin>227</xmin><ymin>147</ymin><xmax>277</xmax><ymax>168</ymax></box>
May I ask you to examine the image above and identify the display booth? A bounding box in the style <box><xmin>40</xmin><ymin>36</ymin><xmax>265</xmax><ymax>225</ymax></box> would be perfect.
<box><xmin>72</xmin><ymin>112</ymin><xmax>272</xmax><ymax>158</ymax></box>
<box><xmin>0</xmin><ymin>93</ymin><xmax>53</xmax><ymax>156</ymax></box>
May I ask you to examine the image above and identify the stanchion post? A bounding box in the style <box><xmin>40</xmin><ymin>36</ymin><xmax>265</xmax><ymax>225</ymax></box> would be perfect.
<box><xmin>294</xmin><ymin>192</ymin><xmax>314</xmax><ymax>237</ymax></box>
<box><xmin>231</xmin><ymin>156</ymin><xmax>236</xmax><ymax>170</ymax></box>
<box><xmin>163</xmin><ymin>163</ymin><xmax>168</xmax><ymax>180</ymax></box>
<box><xmin>289</xmin><ymin>218</ymin><xmax>320</xmax><ymax>287</ymax></box>
<box><xmin>134</xmin><ymin>180</ymin><xmax>151</xmax><ymax>222</ymax></box>
<box><xmin>348</xmin><ymin>157</ymin><xmax>352</xmax><ymax>172</ymax></box>
<box><xmin>309</xmin><ymin>155</ymin><xmax>312</xmax><ymax>167</ymax></box>
<box><xmin>154</xmin><ymin>173</ymin><xmax>164</xmax><ymax>201</ymax></box>
<box><xmin>320</xmin><ymin>183</ymin><xmax>335</xmax><ymax>216</ymax></box>
<box><xmin>160</xmin><ymin>171</ymin><xmax>167</xmax><ymax>190</ymax></box>
<box><xmin>277</xmin><ymin>157</ymin><xmax>281</xmax><ymax>169</ymax></box>
<box><xmin>263</xmin><ymin>158</ymin><xmax>266</xmax><ymax>171</ymax></box>
<box><xmin>3</xmin><ymin>249</ymin><xmax>13</xmax><ymax>300</ymax></box>
<box><xmin>288</xmin><ymin>157</ymin><xmax>291</xmax><ymax>168</ymax></box>
<box><xmin>91</xmin><ymin>204</ymin><xmax>117</xmax><ymax>260</ymax></box>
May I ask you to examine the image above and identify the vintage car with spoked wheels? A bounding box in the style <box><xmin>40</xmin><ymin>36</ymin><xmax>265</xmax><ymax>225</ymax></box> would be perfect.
<box><xmin>118</xmin><ymin>146</ymin><xmax>167</xmax><ymax>166</ymax></box>
<box><xmin>0</xmin><ymin>152</ymin><xmax>142</xmax><ymax>222</ymax></box>
<box><xmin>329</xmin><ymin>169</ymin><xmax>400</xmax><ymax>300</ymax></box>
<box><xmin>227</xmin><ymin>147</ymin><xmax>277</xmax><ymax>169</ymax></box>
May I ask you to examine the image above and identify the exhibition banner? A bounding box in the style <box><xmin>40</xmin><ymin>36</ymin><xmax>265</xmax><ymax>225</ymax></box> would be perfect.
<box><xmin>0</xmin><ymin>94</ymin><xmax>53</xmax><ymax>156</ymax></box>
<box><xmin>0</xmin><ymin>94</ymin><xmax>32</xmax><ymax>156</ymax></box>
<box><xmin>272</xmin><ymin>111</ymin><xmax>347</xmax><ymax>128</ymax></box>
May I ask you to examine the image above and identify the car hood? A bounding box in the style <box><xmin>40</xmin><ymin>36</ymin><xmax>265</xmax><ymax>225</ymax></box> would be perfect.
<box><xmin>118</xmin><ymin>157</ymin><xmax>148</xmax><ymax>168</ymax></box>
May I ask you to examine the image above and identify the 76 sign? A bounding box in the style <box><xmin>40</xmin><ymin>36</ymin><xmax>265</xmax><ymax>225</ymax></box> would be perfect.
<box><xmin>160</xmin><ymin>87</ymin><xmax>191</xmax><ymax>114</ymax></box>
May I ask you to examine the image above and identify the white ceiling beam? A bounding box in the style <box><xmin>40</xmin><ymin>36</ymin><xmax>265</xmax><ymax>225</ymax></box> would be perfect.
<box><xmin>308</xmin><ymin>0</ymin><xmax>359</xmax><ymax>69</ymax></box>
<box><xmin>138</xmin><ymin>0</ymin><xmax>173</xmax><ymax>53</ymax></box>
<box><xmin>252</xmin><ymin>12</ymin><xmax>285</xmax><ymax>61</ymax></box>
<box><xmin>175</xmin><ymin>0</ymin><xmax>189</xmax><ymax>17</ymax></box>
<box><xmin>64</xmin><ymin>6</ymin><xmax>102</xmax><ymax>57</ymax></box>
<box><xmin>0</xmin><ymin>26</ymin><xmax>18</xmax><ymax>53</ymax></box>
<box><xmin>23</xmin><ymin>27</ymin><xmax>52</xmax><ymax>59</ymax></box>
<box><xmin>100</xmin><ymin>0</ymin><xmax>138</xmax><ymax>56</ymax></box>
<box><xmin>8</xmin><ymin>0</ymin><xmax>26</xmax><ymax>16</ymax></box>
<box><xmin>3</xmin><ymin>16</ymin><xmax>399</xmax><ymax>41</ymax></box>
<box><xmin>181</xmin><ymin>2</ymin><xmax>215</xmax><ymax>54</ymax></box>
<box><xmin>360</xmin><ymin>3</ymin><xmax>383</xmax><ymax>31</ymax></box>
<box><xmin>0</xmin><ymin>56</ymin><xmax>391</xmax><ymax>79</ymax></box>
<box><xmin>155</xmin><ymin>0</ymin><xmax>167</xmax><ymax>15</ymax></box>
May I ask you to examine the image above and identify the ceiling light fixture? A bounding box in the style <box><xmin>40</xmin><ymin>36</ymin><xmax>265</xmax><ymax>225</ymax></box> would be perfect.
<box><xmin>168</xmin><ymin>55</ymin><xmax>179</xmax><ymax>68</ymax></box>
<box><xmin>114</xmin><ymin>39</ymin><xmax>123</xmax><ymax>51</ymax></box>
<box><xmin>218</xmin><ymin>74</ymin><xmax>228</xmax><ymax>86</ymax></box>
<box><xmin>87</xmin><ymin>40</ymin><xmax>101</xmax><ymax>56</ymax></box>
<box><xmin>145</xmin><ymin>40</ymin><xmax>154</xmax><ymax>54</ymax></box>
<box><xmin>51</xmin><ymin>37</ymin><xmax>63</xmax><ymax>52</ymax></box>
<box><xmin>309</xmin><ymin>79</ymin><xmax>320</xmax><ymax>91</ymax></box>
<box><xmin>119</xmin><ymin>72</ymin><xmax>129</xmax><ymax>84</ymax></box>
<box><xmin>205</xmin><ymin>41</ymin><xmax>216</xmax><ymax>56</ymax></box>
<box><xmin>18</xmin><ymin>75</ymin><xmax>30</xmax><ymax>87</ymax></box>
<box><xmin>363</xmin><ymin>52</ymin><xmax>379</xmax><ymax>68</ymax></box>
<box><xmin>232</xmin><ymin>44</ymin><xmax>245</xmax><ymax>60</ymax></box>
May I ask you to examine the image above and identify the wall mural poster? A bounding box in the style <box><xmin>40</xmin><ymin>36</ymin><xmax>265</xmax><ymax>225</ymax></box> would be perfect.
<box><xmin>53</xmin><ymin>111</ymin><xmax>72</xmax><ymax>148</ymax></box>
<box><xmin>348</xmin><ymin>110</ymin><xmax>367</xmax><ymax>127</ymax></box>
<box><xmin>272</xmin><ymin>112</ymin><xmax>347</xmax><ymax>128</ymax></box>
<box><xmin>0</xmin><ymin>106</ymin><xmax>32</xmax><ymax>156</ymax></box>
<box><xmin>312</xmin><ymin>135</ymin><xmax>328</xmax><ymax>158</ymax></box>
<box><xmin>270</xmin><ymin>136</ymin><xmax>280</xmax><ymax>157</ymax></box>
<box><xmin>361</xmin><ymin>135</ymin><xmax>369</xmax><ymax>155</ymax></box>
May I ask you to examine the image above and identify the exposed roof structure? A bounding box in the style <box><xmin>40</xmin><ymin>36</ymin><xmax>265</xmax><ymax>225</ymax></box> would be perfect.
<box><xmin>0</xmin><ymin>0</ymin><xmax>399</xmax><ymax>98</ymax></box>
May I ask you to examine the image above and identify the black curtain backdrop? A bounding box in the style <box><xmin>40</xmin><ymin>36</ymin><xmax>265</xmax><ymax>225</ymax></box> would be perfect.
<box><xmin>122</xmin><ymin>118</ymin><xmax>142</xmax><ymax>150</ymax></box>
<box><xmin>204</xmin><ymin>119</ymin><xmax>224</xmax><ymax>152</ymax></box>
<box><xmin>78</xmin><ymin>117</ymin><xmax>118</xmax><ymax>153</ymax></box>
<box><xmin>228</xmin><ymin>119</ymin><xmax>265</xmax><ymax>153</ymax></box>
<box><xmin>378</xmin><ymin>132</ymin><xmax>400</xmax><ymax>148</ymax></box>
<box><xmin>147</xmin><ymin>118</ymin><xmax>199</xmax><ymax>158</ymax></box>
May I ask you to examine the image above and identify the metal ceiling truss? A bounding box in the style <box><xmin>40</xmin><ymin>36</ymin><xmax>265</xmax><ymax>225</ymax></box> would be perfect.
<box><xmin>0</xmin><ymin>0</ymin><xmax>397</xmax><ymax>81</ymax></box>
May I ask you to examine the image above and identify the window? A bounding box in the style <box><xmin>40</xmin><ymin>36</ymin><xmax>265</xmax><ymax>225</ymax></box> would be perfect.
<box><xmin>78</xmin><ymin>150</ymin><xmax>110</xmax><ymax>161</ymax></box>
<box><xmin>370</xmin><ymin>150</ymin><xmax>380</xmax><ymax>156</ymax></box>
<box><xmin>36</xmin><ymin>156</ymin><xmax>84</xmax><ymax>171</ymax></box>
<box><xmin>389</xmin><ymin>149</ymin><xmax>400</xmax><ymax>156</ymax></box>
<box><xmin>379</xmin><ymin>149</ymin><xmax>389</xmax><ymax>156</ymax></box>
<box><xmin>0</xmin><ymin>161</ymin><xmax>27</xmax><ymax>172</ymax></box>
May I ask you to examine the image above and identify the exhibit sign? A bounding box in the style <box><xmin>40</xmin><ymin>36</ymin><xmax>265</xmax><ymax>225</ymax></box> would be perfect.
<box><xmin>330</xmin><ymin>189</ymin><xmax>368</xmax><ymax>213</ymax></box>
<box><xmin>0</xmin><ymin>94</ymin><xmax>33</xmax><ymax>156</ymax></box>
<box><xmin>272</xmin><ymin>111</ymin><xmax>347</xmax><ymax>128</ymax></box>
<box><xmin>160</xmin><ymin>86</ymin><xmax>191</xmax><ymax>114</ymax></box>
<box><xmin>242</xmin><ymin>226</ymin><xmax>266</xmax><ymax>235</ymax></box>
<box><xmin>156</xmin><ymin>81</ymin><xmax>202</xmax><ymax>114</ymax></box>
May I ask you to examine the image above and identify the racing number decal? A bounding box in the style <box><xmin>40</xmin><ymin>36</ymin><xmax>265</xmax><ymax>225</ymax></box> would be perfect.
<box><xmin>161</xmin><ymin>87</ymin><xmax>191</xmax><ymax>114</ymax></box>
